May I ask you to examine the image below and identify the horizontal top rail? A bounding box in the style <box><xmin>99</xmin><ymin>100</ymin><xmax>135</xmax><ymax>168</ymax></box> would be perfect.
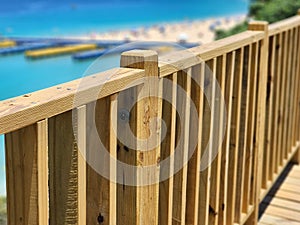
<box><xmin>158</xmin><ymin>30</ymin><xmax>265</xmax><ymax>77</ymax></box>
<box><xmin>269</xmin><ymin>14</ymin><xmax>300</xmax><ymax>36</ymax></box>
<box><xmin>0</xmin><ymin>67</ymin><xmax>145</xmax><ymax>134</ymax></box>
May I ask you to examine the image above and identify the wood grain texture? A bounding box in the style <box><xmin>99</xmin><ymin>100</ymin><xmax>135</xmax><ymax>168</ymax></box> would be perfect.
<box><xmin>49</xmin><ymin>111</ymin><xmax>79</xmax><ymax>225</ymax></box>
<box><xmin>159</xmin><ymin>73</ymin><xmax>177</xmax><ymax>225</ymax></box>
<box><xmin>158</xmin><ymin>31</ymin><xmax>264</xmax><ymax>77</ymax></box>
<box><xmin>246</xmin><ymin>21</ymin><xmax>269</xmax><ymax>225</ymax></box>
<box><xmin>5</xmin><ymin>120</ymin><xmax>48</xmax><ymax>225</ymax></box>
<box><xmin>0</xmin><ymin>68</ymin><xmax>144</xmax><ymax>135</ymax></box>
<box><xmin>226</xmin><ymin>47</ymin><xmax>244</xmax><ymax>225</ymax></box>
<box><xmin>120</xmin><ymin>50</ymin><xmax>161</xmax><ymax>225</ymax></box>
<box><xmin>218</xmin><ymin>52</ymin><xmax>236</xmax><ymax>225</ymax></box>
<box><xmin>185</xmin><ymin>64</ymin><xmax>204</xmax><ymax>225</ymax></box>
<box><xmin>76</xmin><ymin>106</ymin><xmax>86</xmax><ymax>225</ymax></box>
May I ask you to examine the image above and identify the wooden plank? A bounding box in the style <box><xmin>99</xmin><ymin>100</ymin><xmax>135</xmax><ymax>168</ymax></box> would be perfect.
<box><xmin>185</xmin><ymin>64</ymin><xmax>204</xmax><ymax>225</ymax></box>
<box><xmin>76</xmin><ymin>106</ymin><xmax>86</xmax><ymax>225</ymax></box>
<box><xmin>269</xmin><ymin>15</ymin><xmax>300</xmax><ymax>36</ymax></box>
<box><xmin>264</xmin><ymin>205</ymin><xmax>300</xmax><ymax>222</ymax></box>
<box><xmin>243</xmin><ymin>42</ymin><xmax>259</xmax><ymax>212</ymax></box>
<box><xmin>159</xmin><ymin>73</ymin><xmax>177</xmax><ymax>225</ymax></box>
<box><xmin>260</xmin><ymin>214</ymin><xmax>300</xmax><ymax>225</ymax></box>
<box><xmin>48</xmin><ymin>111</ymin><xmax>79</xmax><ymax>225</ymax></box>
<box><xmin>209</xmin><ymin>55</ymin><xmax>225</xmax><ymax>225</ymax></box>
<box><xmin>120</xmin><ymin>50</ymin><xmax>161</xmax><ymax>225</ymax></box>
<box><xmin>277</xmin><ymin>30</ymin><xmax>289</xmax><ymax>166</ymax></box>
<box><xmin>287</xmin><ymin>29</ymin><xmax>299</xmax><ymax>153</ymax></box>
<box><xmin>268</xmin><ymin>34</ymin><xmax>280</xmax><ymax>179</ymax></box>
<box><xmin>158</xmin><ymin>31</ymin><xmax>265</xmax><ymax>77</ymax></box>
<box><xmin>264</xmin><ymin>197</ymin><xmax>300</xmax><ymax>212</ymax></box>
<box><xmin>292</xmin><ymin>27</ymin><xmax>300</xmax><ymax>164</ymax></box>
<box><xmin>85</xmin><ymin>98</ymin><xmax>111</xmax><ymax>225</ymax></box>
<box><xmin>197</xmin><ymin>59</ymin><xmax>214</xmax><ymax>225</ymax></box>
<box><xmin>274</xmin><ymin>33</ymin><xmax>284</xmax><ymax>174</ymax></box>
<box><xmin>218</xmin><ymin>51</ymin><xmax>236</xmax><ymax>225</ymax></box>
<box><xmin>5</xmin><ymin>120</ymin><xmax>48</xmax><ymax>225</ymax></box>
<box><xmin>109</xmin><ymin>94</ymin><xmax>118</xmax><ymax>225</ymax></box>
<box><xmin>263</xmin><ymin>35</ymin><xmax>276</xmax><ymax>186</ymax></box>
<box><xmin>37</xmin><ymin>120</ymin><xmax>49</xmax><ymax>225</ymax></box>
<box><xmin>246</xmin><ymin>21</ymin><xmax>269</xmax><ymax>225</ymax></box>
<box><xmin>117</xmin><ymin>85</ymin><xmax>138</xmax><ymax>225</ymax></box>
<box><xmin>282</xmin><ymin>29</ymin><xmax>293</xmax><ymax>159</ymax></box>
<box><xmin>226</xmin><ymin>47</ymin><xmax>244</xmax><ymax>225</ymax></box>
<box><xmin>0</xmin><ymin>67</ymin><xmax>145</xmax><ymax>135</ymax></box>
<box><xmin>172</xmin><ymin>69</ymin><xmax>191</xmax><ymax>225</ymax></box>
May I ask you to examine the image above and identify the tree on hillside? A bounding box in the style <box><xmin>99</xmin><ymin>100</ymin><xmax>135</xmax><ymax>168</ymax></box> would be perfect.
<box><xmin>215</xmin><ymin>0</ymin><xmax>300</xmax><ymax>40</ymax></box>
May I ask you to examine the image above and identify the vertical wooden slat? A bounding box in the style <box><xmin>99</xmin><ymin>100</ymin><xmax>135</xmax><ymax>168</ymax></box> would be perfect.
<box><xmin>37</xmin><ymin>120</ymin><xmax>49</xmax><ymax>225</ymax></box>
<box><xmin>235</xmin><ymin>45</ymin><xmax>252</xmax><ymax>223</ymax></box>
<box><xmin>186</xmin><ymin>64</ymin><xmax>204</xmax><ymax>225</ymax></box>
<box><xmin>292</xmin><ymin>25</ymin><xmax>300</xmax><ymax>164</ymax></box>
<box><xmin>282</xmin><ymin>29</ymin><xmax>293</xmax><ymax>160</ymax></box>
<box><xmin>269</xmin><ymin>34</ymin><xmax>280</xmax><ymax>180</ymax></box>
<box><xmin>77</xmin><ymin>106</ymin><xmax>86</xmax><ymax>225</ymax></box>
<box><xmin>49</xmin><ymin>111</ymin><xmax>79</xmax><ymax>225</ymax></box>
<box><xmin>277</xmin><ymin>31</ymin><xmax>288</xmax><ymax>166</ymax></box>
<box><xmin>198</xmin><ymin>59</ymin><xmax>214</xmax><ymax>225</ymax></box>
<box><xmin>287</xmin><ymin>27</ymin><xmax>299</xmax><ymax>153</ymax></box>
<box><xmin>243</xmin><ymin>42</ymin><xmax>259</xmax><ymax>213</ymax></box>
<box><xmin>218</xmin><ymin>52</ymin><xmax>236</xmax><ymax>225</ymax></box>
<box><xmin>209</xmin><ymin>56</ymin><xmax>225</xmax><ymax>225</ymax></box>
<box><xmin>172</xmin><ymin>69</ymin><xmax>191</xmax><ymax>225</ymax></box>
<box><xmin>159</xmin><ymin>73</ymin><xmax>177</xmax><ymax>225</ymax></box>
<box><xmin>246</xmin><ymin>21</ymin><xmax>269</xmax><ymax>225</ymax></box>
<box><xmin>109</xmin><ymin>94</ymin><xmax>118</xmax><ymax>225</ymax></box>
<box><xmin>117</xmin><ymin>85</ymin><xmax>137</xmax><ymax>225</ymax></box>
<box><xmin>5</xmin><ymin>120</ymin><xmax>48</xmax><ymax>225</ymax></box>
<box><xmin>275</xmin><ymin>32</ymin><xmax>284</xmax><ymax>173</ymax></box>
<box><xmin>226</xmin><ymin>47</ymin><xmax>244</xmax><ymax>225</ymax></box>
<box><xmin>291</xmin><ymin>26</ymin><xmax>300</xmax><ymax>147</ymax></box>
<box><xmin>262</xmin><ymin>35</ymin><xmax>276</xmax><ymax>188</ymax></box>
<box><xmin>85</xmin><ymin>98</ymin><xmax>111</xmax><ymax>225</ymax></box>
<box><xmin>120</xmin><ymin>50</ymin><xmax>161</xmax><ymax>225</ymax></box>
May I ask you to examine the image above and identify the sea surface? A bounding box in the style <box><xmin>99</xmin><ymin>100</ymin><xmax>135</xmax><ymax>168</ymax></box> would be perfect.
<box><xmin>0</xmin><ymin>0</ymin><xmax>249</xmax><ymax>195</ymax></box>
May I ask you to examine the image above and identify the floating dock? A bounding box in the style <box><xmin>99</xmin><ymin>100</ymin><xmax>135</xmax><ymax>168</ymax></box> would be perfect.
<box><xmin>72</xmin><ymin>49</ymin><xmax>108</xmax><ymax>60</ymax></box>
<box><xmin>25</xmin><ymin>44</ymin><xmax>98</xmax><ymax>58</ymax></box>
<box><xmin>0</xmin><ymin>40</ymin><xmax>16</xmax><ymax>48</ymax></box>
<box><xmin>0</xmin><ymin>43</ymin><xmax>57</xmax><ymax>55</ymax></box>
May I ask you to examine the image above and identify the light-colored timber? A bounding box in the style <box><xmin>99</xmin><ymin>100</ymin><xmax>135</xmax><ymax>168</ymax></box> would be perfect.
<box><xmin>1</xmin><ymin>11</ymin><xmax>300</xmax><ymax>225</ymax></box>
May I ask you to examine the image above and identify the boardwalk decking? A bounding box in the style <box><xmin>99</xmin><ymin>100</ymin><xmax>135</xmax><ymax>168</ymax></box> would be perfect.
<box><xmin>259</xmin><ymin>163</ymin><xmax>300</xmax><ymax>225</ymax></box>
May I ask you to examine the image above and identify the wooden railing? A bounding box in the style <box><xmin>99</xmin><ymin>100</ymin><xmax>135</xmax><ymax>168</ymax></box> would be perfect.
<box><xmin>0</xmin><ymin>10</ymin><xmax>300</xmax><ymax>225</ymax></box>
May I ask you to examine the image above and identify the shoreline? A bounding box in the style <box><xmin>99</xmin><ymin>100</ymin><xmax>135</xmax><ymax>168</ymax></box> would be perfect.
<box><xmin>70</xmin><ymin>14</ymin><xmax>247</xmax><ymax>45</ymax></box>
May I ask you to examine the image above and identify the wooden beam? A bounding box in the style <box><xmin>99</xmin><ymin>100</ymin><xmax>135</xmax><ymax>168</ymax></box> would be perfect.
<box><xmin>158</xmin><ymin>31</ymin><xmax>265</xmax><ymax>77</ymax></box>
<box><xmin>0</xmin><ymin>68</ymin><xmax>145</xmax><ymax>135</ymax></box>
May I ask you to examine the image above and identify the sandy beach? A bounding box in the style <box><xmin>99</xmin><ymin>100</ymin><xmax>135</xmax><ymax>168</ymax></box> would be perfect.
<box><xmin>80</xmin><ymin>14</ymin><xmax>246</xmax><ymax>44</ymax></box>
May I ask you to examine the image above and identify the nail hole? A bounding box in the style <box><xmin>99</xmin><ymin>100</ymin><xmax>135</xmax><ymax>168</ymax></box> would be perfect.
<box><xmin>97</xmin><ymin>213</ymin><xmax>104</xmax><ymax>224</ymax></box>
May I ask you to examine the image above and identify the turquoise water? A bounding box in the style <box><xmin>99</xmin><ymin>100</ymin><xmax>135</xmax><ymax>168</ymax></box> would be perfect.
<box><xmin>0</xmin><ymin>0</ymin><xmax>249</xmax><ymax>195</ymax></box>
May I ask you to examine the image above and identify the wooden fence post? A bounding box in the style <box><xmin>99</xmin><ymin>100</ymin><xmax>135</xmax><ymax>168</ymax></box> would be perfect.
<box><xmin>246</xmin><ymin>21</ymin><xmax>269</xmax><ymax>225</ymax></box>
<box><xmin>292</xmin><ymin>9</ymin><xmax>300</xmax><ymax>164</ymax></box>
<box><xmin>119</xmin><ymin>50</ymin><xmax>161</xmax><ymax>225</ymax></box>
